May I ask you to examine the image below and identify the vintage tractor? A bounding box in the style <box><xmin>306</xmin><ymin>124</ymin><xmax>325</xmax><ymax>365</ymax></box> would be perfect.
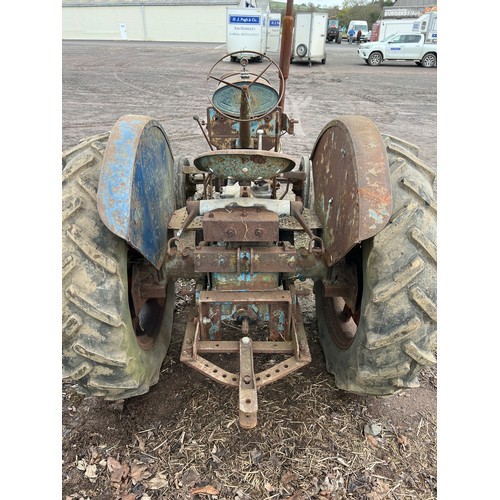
<box><xmin>62</xmin><ymin>1</ymin><xmax>436</xmax><ymax>428</ymax></box>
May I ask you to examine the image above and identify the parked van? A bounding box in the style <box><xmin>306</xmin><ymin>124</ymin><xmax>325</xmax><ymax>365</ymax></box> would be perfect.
<box><xmin>347</xmin><ymin>20</ymin><xmax>369</xmax><ymax>42</ymax></box>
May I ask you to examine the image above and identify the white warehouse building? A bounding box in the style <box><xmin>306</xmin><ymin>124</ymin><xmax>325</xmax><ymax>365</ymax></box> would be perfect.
<box><xmin>62</xmin><ymin>0</ymin><xmax>240</xmax><ymax>43</ymax></box>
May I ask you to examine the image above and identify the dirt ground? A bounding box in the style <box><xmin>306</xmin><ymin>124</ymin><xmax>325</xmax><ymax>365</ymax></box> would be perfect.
<box><xmin>62</xmin><ymin>40</ymin><xmax>437</xmax><ymax>499</ymax></box>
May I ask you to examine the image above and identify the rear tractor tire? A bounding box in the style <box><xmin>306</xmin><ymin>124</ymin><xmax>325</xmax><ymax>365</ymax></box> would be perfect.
<box><xmin>315</xmin><ymin>136</ymin><xmax>437</xmax><ymax>395</ymax></box>
<box><xmin>62</xmin><ymin>136</ymin><xmax>175</xmax><ymax>400</ymax></box>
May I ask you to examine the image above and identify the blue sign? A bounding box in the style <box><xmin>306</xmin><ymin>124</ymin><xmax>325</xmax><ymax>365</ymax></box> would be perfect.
<box><xmin>270</xmin><ymin>20</ymin><xmax>280</xmax><ymax>27</ymax></box>
<box><xmin>229</xmin><ymin>15</ymin><xmax>261</xmax><ymax>24</ymax></box>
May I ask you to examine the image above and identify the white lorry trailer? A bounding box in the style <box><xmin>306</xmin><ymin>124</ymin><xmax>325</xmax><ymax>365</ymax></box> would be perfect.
<box><xmin>227</xmin><ymin>7</ymin><xmax>266</xmax><ymax>61</ymax></box>
<box><xmin>370</xmin><ymin>11</ymin><xmax>437</xmax><ymax>43</ymax></box>
<box><xmin>370</xmin><ymin>18</ymin><xmax>415</xmax><ymax>42</ymax></box>
<box><xmin>226</xmin><ymin>1</ymin><xmax>281</xmax><ymax>61</ymax></box>
<box><xmin>291</xmin><ymin>12</ymin><xmax>328</xmax><ymax>66</ymax></box>
<box><xmin>414</xmin><ymin>11</ymin><xmax>437</xmax><ymax>43</ymax></box>
<box><xmin>266</xmin><ymin>13</ymin><xmax>281</xmax><ymax>53</ymax></box>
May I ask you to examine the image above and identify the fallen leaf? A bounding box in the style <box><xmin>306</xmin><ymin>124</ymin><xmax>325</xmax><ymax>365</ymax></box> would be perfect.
<box><xmin>190</xmin><ymin>484</ymin><xmax>219</xmax><ymax>496</ymax></box>
<box><xmin>107</xmin><ymin>457</ymin><xmax>129</xmax><ymax>483</ymax></box>
<box><xmin>135</xmin><ymin>433</ymin><xmax>146</xmax><ymax>451</ymax></box>
<box><xmin>90</xmin><ymin>447</ymin><xmax>99</xmax><ymax>463</ymax></box>
<box><xmin>130</xmin><ymin>463</ymin><xmax>151</xmax><ymax>484</ymax></box>
<box><xmin>182</xmin><ymin>466</ymin><xmax>200</xmax><ymax>486</ymax></box>
<box><xmin>366</xmin><ymin>435</ymin><xmax>378</xmax><ymax>448</ymax></box>
<box><xmin>121</xmin><ymin>494</ymin><xmax>136</xmax><ymax>500</ymax></box>
<box><xmin>250</xmin><ymin>448</ymin><xmax>262</xmax><ymax>465</ymax></box>
<box><xmin>76</xmin><ymin>458</ymin><xmax>87</xmax><ymax>471</ymax></box>
<box><xmin>146</xmin><ymin>473</ymin><xmax>168</xmax><ymax>490</ymax></box>
<box><xmin>397</xmin><ymin>435</ymin><xmax>409</xmax><ymax>447</ymax></box>
<box><xmin>84</xmin><ymin>464</ymin><xmax>98</xmax><ymax>483</ymax></box>
<box><xmin>107</xmin><ymin>457</ymin><xmax>121</xmax><ymax>473</ymax></box>
<box><xmin>281</xmin><ymin>471</ymin><xmax>298</xmax><ymax>484</ymax></box>
<box><xmin>264</xmin><ymin>481</ymin><xmax>275</xmax><ymax>492</ymax></box>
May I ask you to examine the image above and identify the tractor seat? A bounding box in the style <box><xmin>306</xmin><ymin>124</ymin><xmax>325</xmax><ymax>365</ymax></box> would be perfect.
<box><xmin>193</xmin><ymin>149</ymin><xmax>296</xmax><ymax>182</ymax></box>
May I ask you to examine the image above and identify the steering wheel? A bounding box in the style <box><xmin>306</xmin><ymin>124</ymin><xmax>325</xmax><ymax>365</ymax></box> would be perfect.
<box><xmin>206</xmin><ymin>51</ymin><xmax>284</xmax><ymax>122</ymax></box>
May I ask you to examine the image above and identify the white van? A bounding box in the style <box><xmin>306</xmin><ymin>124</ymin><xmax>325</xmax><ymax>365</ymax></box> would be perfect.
<box><xmin>347</xmin><ymin>20</ymin><xmax>369</xmax><ymax>42</ymax></box>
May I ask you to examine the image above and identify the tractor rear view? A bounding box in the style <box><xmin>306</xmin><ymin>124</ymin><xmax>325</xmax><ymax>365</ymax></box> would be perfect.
<box><xmin>62</xmin><ymin>0</ymin><xmax>436</xmax><ymax>429</ymax></box>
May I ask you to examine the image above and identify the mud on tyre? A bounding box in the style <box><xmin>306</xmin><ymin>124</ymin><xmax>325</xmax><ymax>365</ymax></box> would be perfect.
<box><xmin>62</xmin><ymin>136</ymin><xmax>175</xmax><ymax>400</ymax></box>
<box><xmin>315</xmin><ymin>136</ymin><xmax>437</xmax><ymax>395</ymax></box>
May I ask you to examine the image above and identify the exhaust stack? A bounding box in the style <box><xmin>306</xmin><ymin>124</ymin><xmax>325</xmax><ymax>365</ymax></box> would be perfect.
<box><xmin>278</xmin><ymin>0</ymin><xmax>294</xmax><ymax>111</ymax></box>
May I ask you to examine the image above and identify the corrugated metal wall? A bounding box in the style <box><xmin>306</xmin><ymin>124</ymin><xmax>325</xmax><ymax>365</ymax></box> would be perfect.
<box><xmin>62</xmin><ymin>5</ymin><xmax>231</xmax><ymax>42</ymax></box>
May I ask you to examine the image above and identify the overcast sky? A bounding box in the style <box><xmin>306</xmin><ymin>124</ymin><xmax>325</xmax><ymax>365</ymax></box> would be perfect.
<box><xmin>310</xmin><ymin>1</ymin><xmax>343</xmax><ymax>7</ymax></box>
<box><xmin>312</xmin><ymin>0</ymin><xmax>342</xmax><ymax>7</ymax></box>
<box><xmin>274</xmin><ymin>0</ymin><xmax>343</xmax><ymax>7</ymax></box>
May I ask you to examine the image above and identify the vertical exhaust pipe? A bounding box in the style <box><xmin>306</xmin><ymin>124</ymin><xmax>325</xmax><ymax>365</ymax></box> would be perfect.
<box><xmin>278</xmin><ymin>0</ymin><xmax>294</xmax><ymax>111</ymax></box>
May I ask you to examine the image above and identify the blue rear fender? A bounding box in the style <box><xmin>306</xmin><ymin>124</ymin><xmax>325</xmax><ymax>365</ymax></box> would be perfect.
<box><xmin>96</xmin><ymin>115</ymin><xmax>176</xmax><ymax>269</ymax></box>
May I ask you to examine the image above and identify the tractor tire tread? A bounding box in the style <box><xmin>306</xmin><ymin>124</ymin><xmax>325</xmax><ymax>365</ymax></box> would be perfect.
<box><xmin>62</xmin><ymin>137</ymin><xmax>172</xmax><ymax>400</ymax></box>
<box><xmin>316</xmin><ymin>135</ymin><xmax>437</xmax><ymax>395</ymax></box>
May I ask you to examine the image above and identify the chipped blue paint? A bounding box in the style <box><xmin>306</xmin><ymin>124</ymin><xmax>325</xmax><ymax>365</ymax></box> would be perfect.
<box><xmin>97</xmin><ymin>115</ymin><xmax>175</xmax><ymax>269</ymax></box>
<box><xmin>208</xmin><ymin>108</ymin><xmax>278</xmax><ymax>137</ymax></box>
<box><xmin>368</xmin><ymin>208</ymin><xmax>384</xmax><ymax>224</ymax></box>
<box><xmin>277</xmin><ymin>309</ymin><xmax>286</xmax><ymax>334</ymax></box>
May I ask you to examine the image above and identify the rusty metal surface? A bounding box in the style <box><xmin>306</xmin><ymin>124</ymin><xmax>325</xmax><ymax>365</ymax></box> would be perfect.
<box><xmin>180</xmin><ymin>314</ymin><xmax>239</xmax><ymax>387</ymax></box>
<box><xmin>212</xmin><ymin>272</ymin><xmax>279</xmax><ymax>291</ymax></box>
<box><xmin>239</xmin><ymin>337</ymin><xmax>258</xmax><ymax>429</ymax></box>
<box><xmin>197</xmin><ymin>340</ymin><xmax>294</xmax><ymax>354</ymax></box>
<box><xmin>168</xmin><ymin>208</ymin><xmax>203</xmax><ymax>231</ymax></box>
<box><xmin>179</xmin><ymin>293</ymin><xmax>312</xmax><ymax>428</ymax></box>
<box><xmin>198</xmin><ymin>290</ymin><xmax>291</xmax><ymax>340</ymax></box>
<box><xmin>193</xmin><ymin>149</ymin><xmax>296</xmax><ymax>181</ymax></box>
<box><xmin>212</xmin><ymin>75</ymin><xmax>279</xmax><ymax>119</ymax></box>
<box><xmin>200</xmin><ymin>198</ymin><xmax>291</xmax><ymax>215</ymax></box>
<box><xmin>207</xmin><ymin>107</ymin><xmax>280</xmax><ymax>151</ymax></box>
<box><xmin>191</xmin><ymin>245</ymin><xmax>328</xmax><ymax>281</ymax></box>
<box><xmin>168</xmin><ymin>206</ymin><xmax>321</xmax><ymax>231</ymax></box>
<box><xmin>202</xmin><ymin>207</ymin><xmax>279</xmax><ymax>242</ymax></box>
<box><xmin>194</xmin><ymin>246</ymin><xmax>295</xmax><ymax>273</ymax></box>
<box><xmin>310</xmin><ymin>115</ymin><xmax>392</xmax><ymax>266</ymax></box>
<box><xmin>180</xmin><ymin>303</ymin><xmax>311</xmax><ymax>377</ymax></box>
<box><xmin>278</xmin><ymin>0</ymin><xmax>294</xmax><ymax>109</ymax></box>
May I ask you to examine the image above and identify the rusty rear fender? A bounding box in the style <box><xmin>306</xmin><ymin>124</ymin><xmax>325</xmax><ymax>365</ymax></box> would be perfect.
<box><xmin>310</xmin><ymin>115</ymin><xmax>392</xmax><ymax>266</ymax></box>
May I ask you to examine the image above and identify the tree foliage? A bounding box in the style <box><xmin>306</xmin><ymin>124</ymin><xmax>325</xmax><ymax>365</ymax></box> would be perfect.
<box><xmin>269</xmin><ymin>1</ymin><xmax>395</xmax><ymax>30</ymax></box>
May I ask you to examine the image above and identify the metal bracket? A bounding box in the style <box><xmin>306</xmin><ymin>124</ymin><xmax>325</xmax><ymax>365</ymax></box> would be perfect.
<box><xmin>179</xmin><ymin>296</ymin><xmax>312</xmax><ymax>428</ymax></box>
<box><xmin>239</xmin><ymin>337</ymin><xmax>258</xmax><ymax>428</ymax></box>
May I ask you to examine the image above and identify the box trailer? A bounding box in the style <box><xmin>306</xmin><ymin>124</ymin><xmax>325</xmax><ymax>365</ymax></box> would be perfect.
<box><xmin>370</xmin><ymin>12</ymin><xmax>437</xmax><ymax>43</ymax></box>
<box><xmin>412</xmin><ymin>12</ymin><xmax>437</xmax><ymax>43</ymax></box>
<box><xmin>266</xmin><ymin>13</ymin><xmax>281</xmax><ymax>53</ymax></box>
<box><xmin>291</xmin><ymin>12</ymin><xmax>328</xmax><ymax>66</ymax></box>
<box><xmin>227</xmin><ymin>7</ymin><xmax>266</xmax><ymax>61</ymax></box>
<box><xmin>370</xmin><ymin>18</ymin><xmax>414</xmax><ymax>42</ymax></box>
